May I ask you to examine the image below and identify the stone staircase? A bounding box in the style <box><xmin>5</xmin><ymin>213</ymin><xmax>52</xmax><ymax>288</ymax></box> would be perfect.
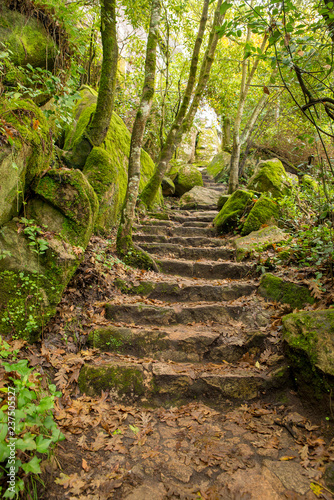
<box><xmin>79</xmin><ymin>188</ymin><xmax>288</xmax><ymax>405</ymax></box>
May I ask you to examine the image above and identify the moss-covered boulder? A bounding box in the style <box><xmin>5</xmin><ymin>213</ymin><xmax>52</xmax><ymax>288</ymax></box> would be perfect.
<box><xmin>174</xmin><ymin>165</ymin><xmax>203</xmax><ymax>196</ymax></box>
<box><xmin>247</xmin><ymin>158</ymin><xmax>292</xmax><ymax>198</ymax></box>
<box><xmin>180</xmin><ymin>186</ymin><xmax>220</xmax><ymax>209</ymax></box>
<box><xmin>217</xmin><ymin>194</ymin><xmax>230</xmax><ymax>210</ymax></box>
<box><xmin>30</xmin><ymin>168</ymin><xmax>98</xmax><ymax>247</ymax></box>
<box><xmin>213</xmin><ymin>190</ymin><xmax>254</xmax><ymax>233</ymax></box>
<box><xmin>207</xmin><ymin>152</ymin><xmax>231</xmax><ymax>182</ymax></box>
<box><xmin>235</xmin><ymin>226</ymin><xmax>288</xmax><ymax>262</ymax></box>
<box><xmin>64</xmin><ymin>87</ymin><xmax>161</xmax><ymax>227</ymax></box>
<box><xmin>195</xmin><ymin>126</ymin><xmax>220</xmax><ymax>166</ymax></box>
<box><xmin>259</xmin><ymin>273</ymin><xmax>315</xmax><ymax>308</ymax></box>
<box><xmin>282</xmin><ymin>309</ymin><xmax>334</xmax><ymax>386</ymax></box>
<box><xmin>241</xmin><ymin>196</ymin><xmax>280</xmax><ymax>236</ymax></box>
<box><xmin>0</xmin><ymin>99</ymin><xmax>53</xmax><ymax>227</ymax></box>
<box><xmin>82</xmin><ymin>147</ymin><xmax>119</xmax><ymax>232</ymax></box>
<box><xmin>161</xmin><ymin>177</ymin><xmax>175</xmax><ymax>196</ymax></box>
<box><xmin>302</xmin><ymin>174</ymin><xmax>320</xmax><ymax>192</ymax></box>
<box><xmin>0</xmin><ymin>169</ymin><xmax>98</xmax><ymax>341</ymax></box>
<box><xmin>0</xmin><ymin>5</ymin><xmax>58</xmax><ymax>70</ymax></box>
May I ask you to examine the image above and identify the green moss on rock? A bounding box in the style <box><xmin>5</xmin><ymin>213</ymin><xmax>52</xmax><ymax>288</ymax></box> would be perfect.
<box><xmin>0</xmin><ymin>6</ymin><xmax>57</xmax><ymax>69</ymax></box>
<box><xmin>282</xmin><ymin>310</ymin><xmax>334</xmax><ymax>397</ymax></box>
<box><xmin>174</xmin><ymin>165</ymin><xmax>203</xmax><ymax>196</ymax></box>
<box><xmin>214</xmin><ymin>190</ymin><xmax>254</xmax><ymax>233</ymax></box>
<box><xmin>32</xmin><ymin>168</ymin><xmax>98</xmax><ymax>247</ymax></box>
<box><xmin>258</xmin><ymin>273</ymin><xmax>315</xmax><ymax>308</ymax></box>
<box><xmin>217</xmin><ymin>194</ymin><xmax>230</xmax><ymax>210</ymax></box>
<box><xmin>241</xmin><ymin>195</ymin><xmax>280</xmax><ymax>235</ymax></box>
<box><xmin>207</xmin><ymin>152</ymin><xmax>231</xmax><ymax>182</ymax></box>
<box><xmin>247</xmin><ymin>158</ymin><xmax>291</xmax><ymax>198</ymax></box>
<box><xmin>83</xmin><ymin>147</ymin><xmax>118</xmax><ymax>232</ymax></box>
<box><xmin>0</xmin><ymin>98</ymin><xmax>53</xmax><ymax>226</ymax></box>
<box><xmin>235</xmin><ymin>226</ymin><xmax>288</xmax><ymax>261</ymax></box>
<box><xmin>64</xmin><ymin>87</ymin><xmax>161</xmax><ymax>227</ymax></box>
<box><xmin>78</xmin><ymin>363</ymin><xmax>146</xmax><ymax>396</ymax></box>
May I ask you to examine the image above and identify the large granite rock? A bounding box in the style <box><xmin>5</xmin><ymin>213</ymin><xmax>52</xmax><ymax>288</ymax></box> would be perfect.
<box><xmin>174</xmin><ymin>165</ymin><xmax>203</xmax><ymax>196</ymax></box>
<box><xmin>283</xmin><ymin>310</ymin><xmax>334</xmax><ymax>394</ymax></box>
<box><xmin>235</xmin><ymin>226</ymin><xmax>288</xmax><ymax>262</ymax></box>
<box><xmin>0</xmin><ymin>99</ymin><xmax>53</xmax><ymax>227</ymax></box>
<box><xmin>64</xmin><ymin>86</ymin><xmax>161</xmax><ymax>230</ymax></box>
<box><xmin>259</xmin><ymin>273</ymin><xmax>315</xmax><ymax>308</ymax></box>
<box><xmin>207</xmin><ymin>152</ymin><xmax>231</xmax><ymax>182</ymax></box>
<box><xmin>0</xmin><ymin>169</ymin><xmax>99</xmax><ymax>341</ymax></box>
<box><xmin>214</xmin><ymin>190</ymin><xmax>255</xmax><ymax>233</ymax></box>
<box><xmin>180</xmin><ymin>186</ymin><xmax>220</xmax><ymax>209</ymax></box>
<box><xmin>241</xmin><ymin>195</ymin><xmax>280</xmax><ymax>236</ymax></box>
<box><xmin>247</xmin><ymin>158</ymin><xmax>292</xmax><ymax>198</ymax></box>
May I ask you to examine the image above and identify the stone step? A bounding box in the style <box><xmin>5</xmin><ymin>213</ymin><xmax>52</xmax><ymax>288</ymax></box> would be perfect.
<box><xmin>133</xmin><ymin>234</ymin><xmax>228</xmax><ymax>247</ymax></box>
<box><xmin>175</xmin><ymin>204</ymin><xmax>219</xmax><ymax>211</ymax></box>
<box><xmin>78</xmin><ymin>356</ymin><xmax>288</xmax><ymax>402</ymax></box>
<box><xmin>105</xmin><ymin>300</ymin><xmax>268</xmax><ymax>328</ymax></box>
<box><xmin>140</xmin><ymin>243</ymin><xmax>234</xmax><ymax>260</ymax></box>
<box><xmin>87</xmin><ymin>324</ymin><xmax>267</xmax><ymax>363</ymax></box>
<box><xmin>115</xmin><ymin>278</ymin><xmax>256</xmax><ymax>302</ymax></box>
<box><xmin>134</xmin><ymin>225</ymin><xmax>216</xmax><ymax>237</ymax></box>
<box><xmin>168</xmin><ymin>214</ymin><xmax>215</xmax><ymax>223</ymax></box>
<box><xmin>156</xmin><ymin>258</ymin><xmax>253</xmax><ymax>279</ymax></box>
<box><xmin>140</xmin><ymin>219</ymin><xmax>210</xmax><ymax>228</ymax></box>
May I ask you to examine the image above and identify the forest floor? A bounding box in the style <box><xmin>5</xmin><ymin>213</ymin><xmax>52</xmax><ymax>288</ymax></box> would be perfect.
<box><xmin>7</xmin><ymin>189</ymin><xmax>334</xmax><ymax>499</ymax></box>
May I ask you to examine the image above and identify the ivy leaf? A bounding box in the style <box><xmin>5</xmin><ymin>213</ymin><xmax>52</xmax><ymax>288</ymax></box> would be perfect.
<box><xmin>35</xmin><ymin>435</ymin><xmax>53</xmax><ymax>453</ymax></box>
<box><xmin>21</xmin><ymin>455</ymin><xmax>41</xmax><ymax>474</ymax></box>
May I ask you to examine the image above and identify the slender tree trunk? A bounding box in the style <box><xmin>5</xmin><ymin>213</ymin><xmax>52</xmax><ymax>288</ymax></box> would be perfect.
<box><xmin>228</xmin><ymin>31</ymin><xmax>268</xmax><ymax>193</ymax></box>
<box><xmin>222</xmin><ymin>116</ymin><xmax>231</xmax><ymax>150</ymax></box>
<box><xmin>116</xmin><ymin>0</ymin><xmax>161</xmax><ymax>268</ymax></box>
<box><xmin>65</xmin><ymin>0</ymin><xmax>118</xmax><ymax>169</ymax></box>
<box><xmin>139</xmin><ymin>0</ymin><xmax>211</xmax><ymax>208</ymax></box>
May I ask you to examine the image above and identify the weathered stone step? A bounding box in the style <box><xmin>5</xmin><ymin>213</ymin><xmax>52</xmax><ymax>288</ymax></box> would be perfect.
<box><xmin>140</xmin><ymin>243</ymin><xmax>234</xmax><ymax>260</ymax></box>
<box><xmin>133</xmin><ymin>234</ymin><xmax>228</xmax><ymax>247</ymax></box>
<box><xmin>78</xmin><ymin>357</ymin><xmax>288</xmax><ymax>401</ymax></box>
<box><xmin>156</xmin><ymin>258</ymin><xmax>253</xmax><ymax>279</ymax></box>
<box><xmin>134</xmin><ymin>225</ymin><xmax>216</xmax><ymax>237</ymax></box>
<box><xmin>141</xmin><ymin>218</ymin><xmax>211</xmax><ymax>228</ymax></box>
<box><xmin>105</xmin><ymin>300</ymin><xmax>268</xmax><ymax>327</ymax></box>
<box><xmin>169</xmin><ymin>214</ymin><xmax>215</xmax><ymax>223</ymax></box>
<box><xmin>174</xmin><ymin>204</ymin><xmax>218</xmax><ymax>211</ymax></box>
<box><xmin>87</xmin><ymin>325</ymin><xmax>267</xmax><ymax>363</ymax></box>
<box><xmin>115</xmin><ymin>278</ymin><xmax>256</xmax><ymax>302</ymax></box>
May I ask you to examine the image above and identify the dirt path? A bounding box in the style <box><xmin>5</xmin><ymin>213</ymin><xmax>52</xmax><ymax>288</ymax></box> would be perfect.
<box><xmin>41</xmin><ymin>173</ymin><xmax>334</xmax><ymax>499</ymax></box>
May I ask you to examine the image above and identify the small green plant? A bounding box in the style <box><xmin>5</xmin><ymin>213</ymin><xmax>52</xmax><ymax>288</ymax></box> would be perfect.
<box><xmin>19</xmin><ymin>218</ymin><xmax>49</xmax><ymax>257</ymax></box>
<box><xmin>0</xmin><ymin>341</ymin><xmax>64</xmax><ymax>499</ymax></box>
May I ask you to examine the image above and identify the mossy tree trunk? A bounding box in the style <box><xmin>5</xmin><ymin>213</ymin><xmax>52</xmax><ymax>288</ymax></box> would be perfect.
<box><xmin>139</xmin><ymin>0</ymin><xmax>212</xmax><ymax>209</ymax></box>
<box><xmin>228</xmin><ymin>30</ymin><xmax>268</xmax><ymax>194</ymax></box>
<box><xmin>116</xmin><ymin>0</ymin><xmax>161</xmax><ymax>269</ymax></box>
<box><xmin>65</xmin><ymin>0</ymin><xmax>118</xmax><ymax>169</ymax></box>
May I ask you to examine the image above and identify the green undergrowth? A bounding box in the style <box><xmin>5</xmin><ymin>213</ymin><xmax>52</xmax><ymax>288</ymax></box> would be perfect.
<box><xmin>0</xmin><ymin>337</ymin><xmax>64</xmax><ymax>499</ymax></box>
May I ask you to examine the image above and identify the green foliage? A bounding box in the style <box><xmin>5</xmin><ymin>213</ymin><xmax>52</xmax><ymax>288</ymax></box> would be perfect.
<box><xmin>0</xmin><ymin>342</ymin><xmax>64</xmax><ymax>499</ymax></box>
<box><xmin>19</xmin><ymin>218</ymin><xmax>49</xmax><ymax>257</ymax></box>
